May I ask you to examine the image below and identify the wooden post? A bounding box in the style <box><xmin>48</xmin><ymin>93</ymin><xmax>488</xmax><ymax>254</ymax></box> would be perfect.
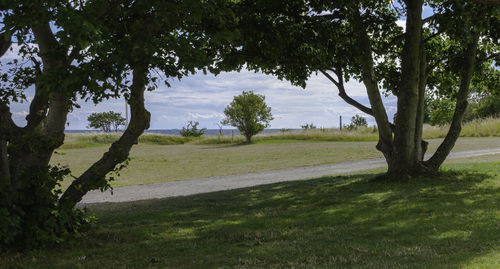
<box><xmin>340</xmin><ymin>115</ymin><xmax>342</xmax><ymax>131</ymax></box>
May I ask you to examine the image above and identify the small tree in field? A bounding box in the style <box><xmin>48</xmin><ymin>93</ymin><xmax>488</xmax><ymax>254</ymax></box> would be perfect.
<box><xmin>180</xmin><ymin>121</ymin><xmax>206</xmax><ymax>137</ymax></box>
<box><xmin>221</xmin><ymin>91</ymin><xmax>273</xmax><ymax>143</ymax></box>
<box><xmin>87</xmin><ymin>111</ymin><xmax>126</xmax><ymax>132</ymax></box>
<box><xmin>346</xmin><ymin>114</ymin><xmax>368</xmax><ymax>130</ymax></box>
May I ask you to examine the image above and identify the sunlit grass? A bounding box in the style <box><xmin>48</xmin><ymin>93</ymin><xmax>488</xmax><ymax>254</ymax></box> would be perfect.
<box><xmin>52</xmin><ymin>137</ymin><xmax>500</xmax><ymax>189</ymax></box>
<box><xmin>2</xmin><ymin>161</ymin><xmax>499</xmax><ymax>268</ymax></box>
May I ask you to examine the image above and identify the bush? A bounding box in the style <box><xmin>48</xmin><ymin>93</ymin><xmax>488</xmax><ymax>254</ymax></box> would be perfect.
<box><xmin>0</xmin><ymin>165</ymin><xmax>93</xmax><ymax>250</ymax></box>
<box><xmin>179</xmin><ymin>121</ymin><xmax>206</xmax><ymax>137</ymax></box>
<box><xmin>345</xmin><ymin>114</ymin><xmax>368</xmax><ymax>130</ymax></box>
<box><xmin>221</xmin><ymin>91</ymin><xmax>273</xmax><ymax>143</ymax></box>
<box><xmin>301</xmin><ymin>123</ymin><xmax>316</xmax><ymax>130</ymax></box>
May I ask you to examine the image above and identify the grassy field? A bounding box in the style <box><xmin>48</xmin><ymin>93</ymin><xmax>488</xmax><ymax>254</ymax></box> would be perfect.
<box><xmin>52</xmin><ymin>137</ymin><xmax>500</xmax><ymax>188</ymax></box>
<box><xmin>59</xmin><ymin>117</ymin><xmax>500</xmax><ymax>149</ymax></box>
<box><xmin>2</xmin><ymin>159</ymin><xmax>499</xmax><ymax>268</ymax></box>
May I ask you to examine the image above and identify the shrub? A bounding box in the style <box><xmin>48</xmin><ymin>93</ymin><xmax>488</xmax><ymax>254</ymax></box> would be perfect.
<box><xmin>0</xmin><ymin>165</ymin><xmax>94</xmax><ymax>250</ymax></box>
<box><xmin>221</xmin><ymin>91</ymin><xmax>273</xmax><ymax>143</ymax></box>
<box><xmin>345</xmin><ymin>114</ymin><xmax>368</xmax><ymax>130</ymax></box>
<box><xmin>301</xmin><ymin>123</ymin><xmax>316</xmax><ymax>130</ymax></box>
<box><xmin>180</xmin><ymin>121</ymin><xmax>206</xmax><ymax>137</ymax></box>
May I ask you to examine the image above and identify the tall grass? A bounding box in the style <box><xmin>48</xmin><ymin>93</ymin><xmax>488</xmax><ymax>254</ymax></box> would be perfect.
<box><xmin>423</xmin><ymin>116</ymin><xmax>500</xmax><ymax>138</ymax></box>
<box><xmin>60</xmin><ymin>133</ymin><xmax>195</xmax><ymax>149</ymax></box>
<box><xmin>193</xmin><ymin>127</ymin><xmax>380</xmax><ymax>144</ymax></box>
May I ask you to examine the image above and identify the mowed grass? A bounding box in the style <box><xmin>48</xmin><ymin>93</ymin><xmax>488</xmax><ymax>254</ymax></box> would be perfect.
<box><xmin>2</xmin><ymin>160</ymin><xmax>499</xmax><ymax>268</ymax></box>
<box><xmin>52</xmin><ymin>137</ymin><xmax>500</xmax><ymax>188</ymax></box>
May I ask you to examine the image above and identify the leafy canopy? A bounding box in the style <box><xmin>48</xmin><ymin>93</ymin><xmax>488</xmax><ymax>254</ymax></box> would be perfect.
<box><xmin>87</xmin><ymin>111</ymin><xmax>126</xmax><ymax>132</ymax></box>
<box><xmin>221</xmin><ymin>91</ymin><xmax>273</xmax><ymax>143</ymax></box>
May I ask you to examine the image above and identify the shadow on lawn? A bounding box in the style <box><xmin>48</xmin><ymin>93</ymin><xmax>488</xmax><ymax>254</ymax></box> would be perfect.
<box><xmin>5</xmin><ymin>169</ymin><xmax>499</xmax><ymax>268</ymax></box>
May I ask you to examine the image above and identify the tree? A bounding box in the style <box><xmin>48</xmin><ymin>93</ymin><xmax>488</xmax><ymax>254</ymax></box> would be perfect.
<box><xmin>346</xmin><ymin>115</ymin><xmax>368</xmax><ymax>130</ymax></box>
<box><xmin>301</xmin><ymin>123</ymin><xmax>316</xmax><ymax>130</ymax></box>
<box><xmin>0</xmin><ymin>0</ymin><xmax>236</xmax><ymax>248</ymax></box>
<box><xmin>221</xmin><ymin>91</ymin><xmax>273</xmax><ymax>143</ymax></box>
<box><xmin>180</xmin><ymin>121</ymin><xmax>206</xmax><ymax>137</ymax></box>
<box><xmin>87</xmin><ymin>111</ymin><xmax>126</xmax><ymax>132</ymax></box>
<box><xmin>220</xmin><ymin>0</ymin><xmax>499</xmax><ymax>179</ymax></box>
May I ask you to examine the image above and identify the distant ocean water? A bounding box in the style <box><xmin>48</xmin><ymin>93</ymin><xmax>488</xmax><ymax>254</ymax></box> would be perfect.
<box><xmin>65</xmin><ymin>129</ymin><xmax>296</xmax><ymax>136</ymax></box>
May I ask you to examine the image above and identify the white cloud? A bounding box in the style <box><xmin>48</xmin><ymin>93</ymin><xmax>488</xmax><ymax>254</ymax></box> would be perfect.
<box><xmin>7</xmin><ymin>68</ymin><xmax>396</xmax><ymax>130</ymax></box>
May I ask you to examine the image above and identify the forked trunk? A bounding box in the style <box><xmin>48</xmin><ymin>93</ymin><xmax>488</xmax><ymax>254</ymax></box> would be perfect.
<box><xmin>387</xmin><ymin>0</ymin><xmax>423</xmax><ymax>179</ymax></box>
<box><xmin>59</xmin><ymin>63</ymin><xmax>151</xmax><ymax>208</ymax></box>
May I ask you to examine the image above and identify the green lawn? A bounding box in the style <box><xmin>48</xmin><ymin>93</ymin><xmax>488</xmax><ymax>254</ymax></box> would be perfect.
<box><xmin>3</xmin><ymin>159</ymin><xmax>499</xmax><ymax>268</ymax></box>
<box><xmin>52</xmin><ymin>137</ymin><xmax>500</xmax><ymax>188</ymax></box>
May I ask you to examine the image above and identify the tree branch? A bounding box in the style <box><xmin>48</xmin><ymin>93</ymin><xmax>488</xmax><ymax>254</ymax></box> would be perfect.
<box><xmin>59</xmin><ymin>62</ymin><xmax>151</xmax><ymax>208</ymax></box>
<box><xmin>0</xmin><ymin>102</ymin><xmax>21</xmax><ymax>138</ymax></box>
<box><xmin>423</xmin><ymin>31</ymin><xmax>442</xmax><ymax>43</ymax></box>
<box><xmin>422</xmin><ymin>14</ymin><xmax>438</xmax><ymax>24</ymax></box>
<box><xmin>352</xmin><ymin>8</ymin><xmax>394</xmax><ymax>155</ymax></box>
<box><xmin>0</xmin><ymin>32</ymin><xmax>11</xmax><ymax>57</ymax></box>
<box><xmin>320</xmin><ymin>69</ymin><xmax>374</xmax><ymax>116</ymax></box>
<box><xmin>424</xmin><ymin>33</ymin><xmax>480</xmax><ymax>170</ymax></box>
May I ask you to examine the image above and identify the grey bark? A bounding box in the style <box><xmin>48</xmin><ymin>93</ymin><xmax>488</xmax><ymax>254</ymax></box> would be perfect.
<box><xmin>389</xmin><ymin>0</ymin><xmax>423</xmax><ymax>178</ymax></box>
<box><xmin>8</xmin><ymin>23</ymin><xmax>71</xmax><ymax>176</ymax></box>
<box><xmin>320</xmin><ymin>68</ymin><xmax>374</xmax><ymax>116</ymax></box>
<box><xmin>414</xmin><ymin>39</ymin><xmax>428</xmax><ymax>162</ymax></box>
<box><xmin>352</xmin><ymin>9</ymin><xmax>394</xmax><ymax>161</ymax></box>
<box><xmin>59</xmin><ymin>63</ymin><xmax>151</xmax><ymax>208</ymax></box>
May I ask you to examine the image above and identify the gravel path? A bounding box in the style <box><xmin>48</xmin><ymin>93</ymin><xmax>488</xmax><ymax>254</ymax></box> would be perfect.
<box><xmin>80</xmin><ymin>147</ymin><xmax>500</xmax><ymax>205</ymax></box>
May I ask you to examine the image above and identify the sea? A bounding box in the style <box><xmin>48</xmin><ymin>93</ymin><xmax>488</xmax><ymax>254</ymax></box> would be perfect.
<box><xmin>65</xmin><ymin>128</ymin><xmax>296</xmax><ymax>136</ymax></box>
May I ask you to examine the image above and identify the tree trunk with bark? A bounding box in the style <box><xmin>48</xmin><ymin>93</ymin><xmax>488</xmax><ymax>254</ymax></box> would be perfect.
<box><xmin>59</xmin><ymin>63</ymin><xmax>151</xmax><ymax>208</ymax></box>
<box><xmin>388</xmin><ymin>0</ymin><xmax>423</xmax><ymax>179</ymax></box>
<box><xmin>424</xmin><ymin>33</ymin><xmax>479</xmax><ymax>171</ymax></box>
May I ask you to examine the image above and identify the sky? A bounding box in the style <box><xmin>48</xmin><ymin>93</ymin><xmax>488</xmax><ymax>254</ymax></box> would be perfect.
<box><xmin>6</xmin><ymin>5</ymin><xmax>435</xmax><ymax>130</ymax></box>
<box><xmin>9</xmin><ymin>69</ymin><xmax>397</xmax><ymax>130</ymax></box>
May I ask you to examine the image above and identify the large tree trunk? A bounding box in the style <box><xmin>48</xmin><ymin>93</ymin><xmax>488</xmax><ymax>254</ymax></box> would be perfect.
<box><xmin>0</xmin><ymin>138</ymin><xmax>9</xmax><ymax>183</ymax></box>
<box><xmin>424</xmin><ymin>33</ymin><xmax>479</xmax><ymax>171</ymax></box>
<box><xmin>414</xmin><ymin>39</ymin><xmax>429</xmax><ymax>163</ymax></box>
<box><xmin>388</xmin><ymin>0</ymin><xmax>423</xmax><ymax>179</ymax></box>
<box><xmin>59</xmin><ymin>63</ymin><xmax>151</xmax><ymax>208</ymax></box>
<box><xmin>352</xmin><ymin>9</ymin><xmax>394</xmax><ymax>164</ymax></box>
<box><xmin>8</xmin><ymin>23</ymin><xmax>71</xmax><ymax>180</ymax></box>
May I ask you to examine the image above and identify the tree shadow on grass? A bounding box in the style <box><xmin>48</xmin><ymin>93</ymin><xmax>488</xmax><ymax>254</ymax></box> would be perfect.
<box><xmin>4</xmin><ymin>169</ymin><xmax>500</xmax><ymax>268</ymax></box>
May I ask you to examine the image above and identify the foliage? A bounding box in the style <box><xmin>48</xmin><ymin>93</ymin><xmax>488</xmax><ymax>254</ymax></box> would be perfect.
<box><xmin>345</xmin><ymin>114</ymin><xmax>368</xmax><ymax>130</ymax></box>
<box><xmin>426</xmin><ymin>93</ymin><xmax>500</xmax><ymax>126</ymax></box>
<box><xmin>0</xmin><ymin>0</ymin><xmax>238</xmax><ymax>249</ymax></box>
<box><xmin>300</xmin><ymin>123</ymin><xmax>316</xmax><ymax>130</ymax></box>
<box><xmin>425</xmin><ymin>97</ymin><xmax>457</xmax><ymax>126</ymax></box>
<box><xmin>0</xmin><ymin>165</ymin><xmax>93</xmax><ymax>249</ymax></box>
<box><xmin>219</xmin><ymin>0</ymin><xmax>499</xmax><ymax>176</ymax></box>
<box><xmin>470</xmin><ymin>93</ymin><xmax>500</xmax><ymax>120</ymax></box>
<box><xmin>87</xmin><ymin>111</ymin><xmax>126</xmax><ymax>132</ymax></box>
<box><xmin>221</xmin><ymin>91</ymin><xmax>273</xmax><ymax>143</ymax></box>
<box><xmin>179</xmin><ymin>121</ymin><xmax>206</xmax><ymax>137</ymax></box>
